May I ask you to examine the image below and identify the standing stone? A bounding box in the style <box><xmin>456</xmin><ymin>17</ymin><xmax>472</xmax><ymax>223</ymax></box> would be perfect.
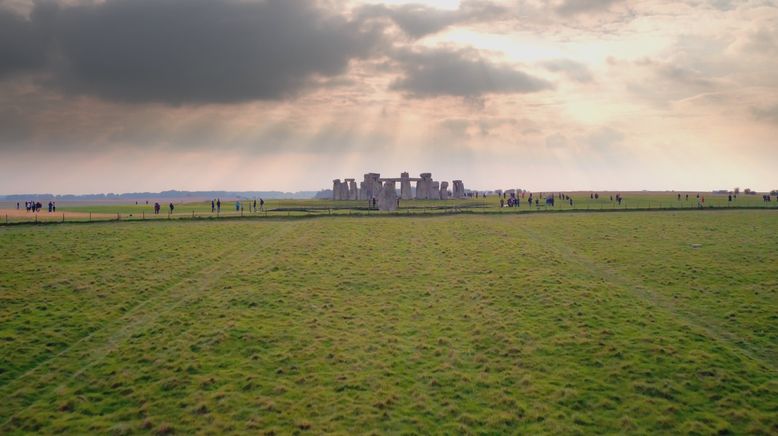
<box><xmin>431</xmin><ymin>181</ymin><xmax>440</xmax><ymax>200</ymax></box>
<box><xmin>377</xmin><ymin>181</ymin><xmax>398</xmax><ymax>211</ymax></box>
<box><xmin>439</xmin><ymin>181</ymin><xmax>449</xmax><ymax>200</ymax></box>
<box><xmin>360</xmin><ymin>173</ymin><xmax>381</xmax><ymax>201</ymax></box>
<box><xmin>347</xmin><ymin>179</ymin><xmax>358</xmax><ymax>200</ymax></box>
<box><xmin>416</xmin><ymin>173</ymin><xmax>433</xmax><ymax>200</ymax></box>
<box><xmin>452</xmin><ymin>180</ymin><xmax>465</xmax><ymax>199</ymax></box>
<box><xmin>400</xmin><ymin>172</ymin><xmax>412</xmax><ymax>199</ymax></box>
<box><xmin>332</xmin><ymin>179</ymin><xmax>342</xmax><ymax>200</ymax></box>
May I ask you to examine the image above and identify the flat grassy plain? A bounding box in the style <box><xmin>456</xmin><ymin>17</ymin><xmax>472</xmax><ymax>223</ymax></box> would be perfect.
<box><xmin>0</xmin><ymin>210</ymin><xmax>776</xmax><ymax>434</ymax></box>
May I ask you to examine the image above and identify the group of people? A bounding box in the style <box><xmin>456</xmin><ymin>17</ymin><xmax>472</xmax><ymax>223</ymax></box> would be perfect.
<box><xmin>498</xmin><ymin>191</ymin><xmax>634</xmax><ymax>208</ymax></box>
<box><xmin>151</xmin><ymin>202</ymin><xmax>175</xmax><ymax>215</ymax></box>
<box><xmin>17</xmin><ymin>201</ymin><xmax>56</xmax><ymax>213</ymax></box>
<box><xmin>209</xmin><ymin>198</ymin><xmax>264</xmax><ymax>214</ymax></box>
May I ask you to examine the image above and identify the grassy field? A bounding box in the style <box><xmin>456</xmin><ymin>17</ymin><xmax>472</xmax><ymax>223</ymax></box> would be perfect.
<box><xmin>1</xmin><ymin>192</ymin><xmax>776</xmax><ymax>224</ymax></box>
<box><xmin>0</xmin><ymin>210</ymin><xmax>776</xmax><ymax>433</ymax></box>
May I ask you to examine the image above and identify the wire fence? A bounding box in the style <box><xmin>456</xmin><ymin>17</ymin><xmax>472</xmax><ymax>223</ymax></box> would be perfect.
<box><xmin>2</xmin><ymin>199</ymin><xmax>776</xmax><ymax>226</ymax></box>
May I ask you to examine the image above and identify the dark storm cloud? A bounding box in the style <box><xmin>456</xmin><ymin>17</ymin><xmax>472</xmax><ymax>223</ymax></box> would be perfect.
<box><xmin>356</xmin><ymin>0</ymin><xmax>508</xmax><ymax>38</ymax></box>
<box><xmin>390</xmin><ymin>48</ymin><xmax>552</xmax><ymax>98</ymax></box>
<box><xmin>2</xmin><ymin>0</ymin><xmax>383</xmax><ymax>104</ymax></box>
<box><xmin>556</xmin><ymin>0</ymin><xmax>624</xmax><ymax>16</ymax></box>
<box><xmin>0</xmin><ymin>7</ymin><xmax>49</xmax><ymax>77</ymax></box>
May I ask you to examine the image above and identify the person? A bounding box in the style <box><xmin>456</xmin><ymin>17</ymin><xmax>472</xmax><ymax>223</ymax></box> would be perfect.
<box><xmin>500</xmin><ymin>198</ymin><xmax>504</xmax><ymax>208</ymax></box>
<box><xmin>154</xmin><ymin>202</ymin><xmax>160</xmax><ymax>214</ymax></box>
<box><xmin>685</xmin><ymin>194</ymin><xmax>688</xmax><ymax>200</ymax></box>
<box><xmin>535</xmin><ymin>198</ymin><xmax>539</xmax><ymax>207</ymax></box>
<box><xmin>569</xmin><ymin>197</ymin><xmax>573</xmax><ymax>206</ymax></box>
<box><xmin>728</xmin><ymin>194</ymin><xmax>732</xmax><ymax>202</ymax></box>
<box><xmin>52</xmin><ymin>202</ymin><xmax>56</xmax><ymax>212</ymax></box>
<box><xmin>259</xmin><ymin>198</ymin><xmax>264</xmax><ymax>211</ymax></box>
<box><xmin>169</xmin><ymin>202</ymin><xmax>175</xmax><ymax>213</ymax></box>
<box><xmin>211</xmin><ymin>199</ymin><xmax>215</xmax><ymax>213</ymax></box>
<box><xmin>253</xmin><ymin>199</ymin><xmax>257</xmax><ymax>212</ymax></box>
<box><xmin>372</xmin><ymin>197</ymin><xmax>377</xmax><ymax>209</ymax></box>
<box><xmin>48</xmin><ymin>201</ymin><xmax>52</xmax><ymax>213</ymax></box>
<box><xmin>235</xmin><ymin>201</ymin><xmax>240</xmax><ymax>212</ymax></box>
<box><xmin>677</xmin><ymin>193</ymin><xmax>681</xmax><ymax>201</ymax></box>
<box><xmin>16</xmin><ymin>202</ymin><xmax>19</xmax><ymax>210</ymax></box>
<box><xmin>216</xmin><ymin>198</ymin><xmax>221</xmax><ymax>212</ymax></box>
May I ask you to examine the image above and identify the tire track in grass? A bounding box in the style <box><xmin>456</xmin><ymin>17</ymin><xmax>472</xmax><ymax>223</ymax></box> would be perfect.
<box><xmin>0</xmin><ymin>222</ymin><xmax>295</xmax><ymax>429</ymax></box>
<box><xmin>522</xmin><ymin>226</ymin><xmax>777</xmax><ymax>373</ymax></box>
<box><xmin>0</xmin><ymin>226</ymin><xmax>236</xmax><ymax>390</ymax></box>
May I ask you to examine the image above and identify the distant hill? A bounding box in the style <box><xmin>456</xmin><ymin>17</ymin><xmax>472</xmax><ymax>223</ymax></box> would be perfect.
<box><xmin>0</xmin><ymin>190</ymin><xmax>319</xmax><ymax>201</ymax></box>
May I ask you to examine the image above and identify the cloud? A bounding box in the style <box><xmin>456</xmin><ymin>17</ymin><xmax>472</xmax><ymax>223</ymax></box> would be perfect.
<box><xmin>555</xmin><ymin>0</ymin><xmax>625</xmax><ymax>16</ymax></box>
<box><xmin>1</xmin><ymin>0</ymin><xmax>383</xmax><ymax>104</ymax></box>
<box><xmin>582</xmin><ymin>127</ymin><xmax>625</xmax><ymax>152</ymax></box>
<box><xmin>751</xmin><ymin>104</ymin><xmax>778</xmax><ymax>123</ymax></box>
<box><xmin>356</xmin><ymin>0</ymin><xmax>509</xmax><ymax>38</ymax></box>
<box><xmin>545</xmin><ymin>133</ymin><xmax>568</xmax><ymax>149</ymax></box>
<box><xmin>390</xmin><ymin>47</ymin><xmax>552</xmax><ymax>98</ymax></box>
<box><xmin>0</xmin><ymin>7</ymin><xmax>50</xmax><ymax>78</ymax></box>
<box><xmin>541</xmin><ymin>59</ymin><xmax>593</xmax><ymax>83</ymax></box>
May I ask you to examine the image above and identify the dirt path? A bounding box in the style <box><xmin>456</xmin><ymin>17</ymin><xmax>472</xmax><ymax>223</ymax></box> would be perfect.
<box><xmin>0</xmin><ymin>208</ymin><xmax>115</xmax><ymax>222</ymax></box>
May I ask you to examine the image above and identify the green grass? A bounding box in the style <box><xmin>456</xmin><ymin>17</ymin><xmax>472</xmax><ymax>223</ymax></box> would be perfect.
<box><xmin>0</xmin><ymin>210</ymin><xmax>776</xmax><ymax>433</ymax></box>
<box><xmin>3</xmin><ymin>192</ymin><xmax>775</xmax><ymax>224</ymax></box>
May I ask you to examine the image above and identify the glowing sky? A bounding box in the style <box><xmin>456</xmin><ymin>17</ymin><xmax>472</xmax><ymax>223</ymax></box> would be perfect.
<box><xmin>1</xmin><ymin>0</ymin><xmax>776</xmax><ymax>194</ymax></box>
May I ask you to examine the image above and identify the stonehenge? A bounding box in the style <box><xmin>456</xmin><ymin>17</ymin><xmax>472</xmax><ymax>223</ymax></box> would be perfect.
<box><xmin>331</xmin><ymin>172</ymin><xmax>466</xmax><ymax>210</ymax></box>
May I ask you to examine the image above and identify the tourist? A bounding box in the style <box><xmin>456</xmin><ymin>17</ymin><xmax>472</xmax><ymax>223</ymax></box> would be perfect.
<box><xmin>16</xmin><ymin>202</ymin><xmax>19</xmax><ymax>210</ymax></box>
<box><xmin>169</xmin><ymin>202</ymin><xmax>175</xmax><ymax>213</ymax></box>
<box><xmin>52</xmin><ymin>202</ymin><xmax>56</xmax><ymax>212</ymax></box>
<box><xmin>259</xmin><ymin>198</ymin><xmax>264</xmax><ymax>211</ymax></box>
<box><xmin>569</xmin><ymin>197</ymin><xmax>573</xmax><ymax>206</ymax></box>
<box><xmin>253</xmin><ymin>199</ymin><xmax>257</xmax><ymax>212</ymax></box>
<box><xmin>48</xmin><ymin>201</ymin><xmax>52</xmax><ymax>213</ymax></box>
<box><xmin>235</xmin><ymin>201</ymin><xmax>240</xmax><ymax>212</ymax></box>
<box><xmin>216</xmin><ymin>198</ymin><xmax>221</xmax><ymax>212</ymax></box>
<box><xmin>500</xmin><ymin>198</ymin><xmax>504</xmax><ymax>208</ymax></box>
<box><xmin>211</xmin><ymin>200</ymin><xmax>215</xmax><ymax>213</ymax></box>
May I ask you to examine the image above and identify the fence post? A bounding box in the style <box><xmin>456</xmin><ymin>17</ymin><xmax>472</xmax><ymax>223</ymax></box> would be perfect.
<box><xmin>142</xmin><ymin>211</ymin><xmax>145</xmax><ymax>220</ymax></box>
<box><xmin>192</xmin><ymin>210</ymin><xmax>195</xmax><ymax>219</ymax></box>
<box><xmin>62</xmin><ymin>213</ymin><xmax>65</xmax><ymax>223</ymax></box>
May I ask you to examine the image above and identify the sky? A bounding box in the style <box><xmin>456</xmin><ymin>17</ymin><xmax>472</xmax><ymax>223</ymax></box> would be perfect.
<box><xmin>0</xmin><ymin>0</ymin><xmax>776</xmax><ymax>194</ymax></box>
